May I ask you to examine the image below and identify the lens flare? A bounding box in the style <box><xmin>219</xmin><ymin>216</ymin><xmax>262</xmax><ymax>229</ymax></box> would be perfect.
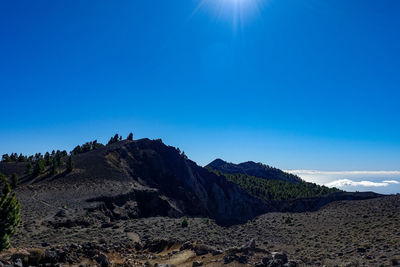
<box><xmin>191</xmin><ymin>0</ymin><xmax>265</xmax><ymax>33</ymax></box>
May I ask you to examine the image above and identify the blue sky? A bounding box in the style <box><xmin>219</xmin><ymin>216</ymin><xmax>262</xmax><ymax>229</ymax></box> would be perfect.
<box><xmin>1</xmin><ymin>1</ymin><xmax>400</xmax><ymax>191</ymax></box>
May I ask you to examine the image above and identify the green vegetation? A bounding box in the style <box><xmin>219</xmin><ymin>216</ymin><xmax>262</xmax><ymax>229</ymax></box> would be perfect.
<box><xmin>225</xmin><ymin>173</ymin><xmax>341</xmax><ymax>201</ymax></box>
<box><xmin>127</xmin><ymin>132</ymin><xmax>133</xmax><ymax>141</ymax></box>
<box><xmin>107</xmin><ymin>134</ymin><xmax>121</xmax><ymax>145</ymax></box>
<box><xmin>0</xmin><ymin>179</ymin><xmax>21</xmax><ymax>251</ymax></box>
<box><xmin>181</xmin><ymin>216</ymin><xmax>188</xmax><ymax>228</ymax></box>
<box><xmin>66</xmin><ymin>155</ymin><xmax>74</xmax><ymax>172</ymax></box>
<box><xmin>72</xmin><ymin>140</ymin><xmax>104</xmax><ymax>155</ymax></box>
<box><xmin>10</xmin><ymin>173</ymin><xmax>18</xmax><ymax>189</ymax></box>
<box><xmin>25</xmin><ymin>162</ymin><xmax>33</xmax><ymax>175</ymax></box>
<box><xmin>50</xmin><ymin>158</ymin><xmax>58</xmax><ymax>175</ymax></box>
<box><xmin>33</xmin><ymin>159</ymin><xmax>46</xmax><ymax>177</ymax></box>
<box><xmin>207</xmin><ymin>167</ymin><xmax>341</xmax><ymax>201</ymax></box>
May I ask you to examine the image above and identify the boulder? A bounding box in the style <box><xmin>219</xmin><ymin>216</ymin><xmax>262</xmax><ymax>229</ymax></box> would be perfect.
<box><xmin>193</xmin><ymin>244</ymin><xmax>215</xmax><ymax>256</ymax></box>
<box><xmin>12</xmin><ymin>259</ymin><xmax>22</xmax><ymax>267</ymax></box>
<box><xmin>180</xmin><ymin>241</ymin><xmax>193</xmax><ymax>251</ymax></box>
<box><xmin>272</xmin><ymin>252</ymin><xmax>288</xmax><ymax>263</ymax></box>
<box><xmin>192</xmin><ymin>261</ymin><xmax>203</xmax><ymax>267</ymax></box>
<box><xmin>95</xmin><ymin>253</ymin><xmax>110</xmax><ymax>267</ymax></box>
<box><xmin>44</xmin><ymin>249</ymin><xmax>59</xmax><ymax>263</ymax></box>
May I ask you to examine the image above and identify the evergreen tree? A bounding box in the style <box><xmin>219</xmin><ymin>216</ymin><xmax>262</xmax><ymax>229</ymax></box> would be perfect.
<box><xmin>107</xmin><ymin>134</ymin><xmax>120</xmax><ymax>145</ymax></box>
<box><xmin>72</xmin><ymin>145</ymin><xmax>82</xmax><ymax>155</ymax></box>
<box><xmin>66</xmin><ymin>156</ymin><xmax>74</xmax><ymax>173</ymax></box>
<box><xmin>127</xmin><ymin>133</ymin><xmax>133</xmax><ymax>141</ymax></box>
<box><xmin>25</xmin><ymin>162</ymin><xmax>33</xmax><ymax>175</ymax></box>
<box><xmin>55</xmin><ymin>151</ymin><xmax>62</xmax><ymax>166</ymax></box>
<box><xmin>1</xmin><ymin>154</ymin><xmax>10</xmax><ymax>163</ymax></box>
<box><xmin>10</xmin><ymin>174</ymin><xmax>18</xmax><ymax>189</ymax></box>
<box><xmin>17</xmin><ymin>154</ymin><xmax>26</xmax><ymax>162</ymax></box>
<box><xmin>0</xmin><ymin>180</ymin><xmax>21</xmax><ymax>251</ymax></box>
<box><xmin>33</xmin><ymin>159</ymin><xmax>45</xmax><ymax>176</ymax></box>
<box><xmin>50</xmin><ymin>158</ymin><xmax>58</xmax><ymax>175</ymax></box>
<box><xmin>44</xmin><ymin>152</ymin><xmax>51</xmax><ymax>166</ymax></box>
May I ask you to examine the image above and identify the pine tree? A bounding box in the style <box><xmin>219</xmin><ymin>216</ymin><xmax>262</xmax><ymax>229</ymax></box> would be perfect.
<box><xmin>67</xmin><ymin>156</ymin><xmax>74</xmax><ymax>173</ymax></box>
<box><xmin>50</xmin><ymin>158</ymin><xmax>58</xmax><ymax>175</ymax></box>
<box><xmin>0</xmin><ymin>181</ymin><xmax>21</xmax><ymax>251</ymax></box>
<box><xmin>25</xmin><ymin>162</ymin><xmax>33</xmax><ymax>175</ymax></box>
<box><xmin>10</xmin><ymin>174</ymin><xmax>18</xmax><ymax>189</ymax></box>
<box><xmin>33</xmin><ymin>159</ymin><xmax>45</xmax><ymax>176</ymax></box>
<box><xmin>127</xmin><ymin>133</ymin><xmax>133</xmax><ymax>141</ymax></box>
<box><xmin>1</xmin><ymin>154</ymin><xmax>10</xmax><ymax>163</ymax></box>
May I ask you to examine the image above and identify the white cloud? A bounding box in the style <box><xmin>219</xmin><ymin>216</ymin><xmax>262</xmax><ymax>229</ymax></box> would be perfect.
<box><xmin>326</xmin><ymin>179</ymin><xmax>391</xmax><ymax>188</ymax></box>
<box><xmin>286</xmin><ymin>170</ymin><xmax>400</xmax><ymax>176</ymax></box>
<box><xmin>283</xmin><ymin>170</ymin><xmax>400</xmax><ymax>192</ymax></box>
<box><xmin>383</xmin><ymin>180</ymin><xmax>400</xmax><ymax>184</ymax></box>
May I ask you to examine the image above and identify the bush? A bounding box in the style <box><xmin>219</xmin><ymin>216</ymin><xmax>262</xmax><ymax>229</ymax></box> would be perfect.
<box><xmin>0</xmin><ymin>181</ymin><xmax>21</xmax><ymax>251</ymax></box>
<box><xmin>28</xmin><ymin>249</ymin><xmax>44</xmax><ymax>265</ymax></box>
<box><xmin>181</xmin><ymin>216</ymin><xmax>188</xmax><ymax>228</ymax></box>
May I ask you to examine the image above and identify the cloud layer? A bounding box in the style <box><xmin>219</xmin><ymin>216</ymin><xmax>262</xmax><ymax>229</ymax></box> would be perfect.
<box><xmin>326</xmin><ymin>179</ymin><xmax>395</xmax><ymax>187</ymax></box>
<box><xmin>285</xmin><ymin>170</ymin><xmax>400</xmax><ymax>191</ymax></box>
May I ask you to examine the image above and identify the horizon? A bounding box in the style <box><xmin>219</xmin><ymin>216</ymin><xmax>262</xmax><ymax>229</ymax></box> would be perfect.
<box><xmin>1</xmin><ymin>1</ymin><xmax>400</xmax><ymax>193</ymax></box>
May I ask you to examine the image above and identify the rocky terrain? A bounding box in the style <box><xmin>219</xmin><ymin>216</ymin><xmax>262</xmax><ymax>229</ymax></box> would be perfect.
<box><xmin>0</xmin><ymin>138</ymin><xmax>397</xmax><ymax>266</ymax></box>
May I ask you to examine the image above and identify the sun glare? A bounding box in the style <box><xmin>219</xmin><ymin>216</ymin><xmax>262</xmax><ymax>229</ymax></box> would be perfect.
<box><xmin>192</xmin><ymin>0</ymin><xmax>264</xmax><ymax>32</ymax></box>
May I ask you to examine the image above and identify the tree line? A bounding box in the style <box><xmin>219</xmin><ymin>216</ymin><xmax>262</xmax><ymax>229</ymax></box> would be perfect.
<box><xmin>207</xmin><ymin>167</ymin><xmax>342</xmax><ymax>201</ymax></box>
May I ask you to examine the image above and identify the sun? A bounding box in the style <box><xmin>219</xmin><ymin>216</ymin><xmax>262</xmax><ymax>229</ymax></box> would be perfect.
<box><xmin>191</xmin><ymin>0</ymin><xmax>264</xmax><ymax>31</ymax></box>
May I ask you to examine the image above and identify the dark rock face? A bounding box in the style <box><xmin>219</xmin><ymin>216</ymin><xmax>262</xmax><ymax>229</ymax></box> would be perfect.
<box><xmin>83</xmin><ymin>139</ymin><xmax>269</xmax><ymax>225</ymax></box>
<box><xmin>207</xmin><ymin>159</ymin><xmax>303</xmax><ymax>183</ymax></box>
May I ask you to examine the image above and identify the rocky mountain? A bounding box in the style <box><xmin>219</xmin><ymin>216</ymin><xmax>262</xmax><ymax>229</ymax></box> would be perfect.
<box><xmin>0</xmin><ymin>138</ymin><xmax>383</xmax><ymax>230</ymax></box>
<box><xmin>1</xmin><ymin>139</ymin><xmax>271</xmax><ymax>226</ymax></box>
<box><xmin>207</xmin><ymin>159</ymin><xmax>303</xmax><ymax>183</ymax></box>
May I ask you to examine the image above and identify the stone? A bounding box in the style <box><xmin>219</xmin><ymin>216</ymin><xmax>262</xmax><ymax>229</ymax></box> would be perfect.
<box><xmin>272</xmin><ymin>252</ymin><xmax>288</xmax><ymax>263</ymax></box>
<box><xmin>357</xmin><ymin>247</ymin><xmax>366</xmax><ymax>253</ymax></box>
<box><xmin>44</xmin><ymin>249</ymin><xmax>59</xmax><ymax>263</ymax></box>
<box><xmin>244</xmin><ymin>238</ymin><xmax>256</xmax><ymax>250</ymax></box>
<box><xmin>180</xmin><ymin>241</ymin><xmax>193</xmax><ymax>251</ymax></box>
<box><xmin>284</xmin><ymin>261</ymin><xmax>297</xmax><ymax>267</ymax></box>
<box><xmin>13</xmin><ymin>259</ymin><xmax>23</xmax><ymax>267</ymax></box>
<box><xmin>96</xmin><ymin>253</ymin><xmax>110</xmax><ymax>267</ymax></box>
<box><xmin>223</xmin><ymin>255</ymin><xmax>237</xmax><ymax>264</ymax></box>
<box><xmin>193</xmin><ymin>244</ymin><xmax>214</xmax><ymax>256</ymax></box>
<box><xmin>238</xmin><ymin>255</ymin><xmax>249</xmax><ymax>264</ymax></box>
<box><xmin>192</xmin><ymin>261</ymin><xmax>203</xmax><ymax>267</ymax></box>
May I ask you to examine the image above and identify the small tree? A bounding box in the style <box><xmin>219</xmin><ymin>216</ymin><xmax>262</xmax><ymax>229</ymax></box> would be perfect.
<box><xmin>66</xmin><ymin>156</ymin><xmax>74</xmax><ymax>172</ymax></box>
<box><xmin>33</xmin><ymin>159</ymin><xmax>45</xmax><ymax>177</ymax></box>
<box><xmin>10</xmin><ymin>174</ymin><xmax>18</xmax><ymax>189</ymax></box>
<box><xmin>50</xmin><ymin>158</ymin><xmax>58</xmax><ymax>175</ymax></box>
<box><xmin>44</xmin><ymin>152</ymin><xmax>51</xmax><ymax>166</ymax></box>
<box><xmin>17</xmin><ymin>154</ymin><xmax>26</xmax><ymax>162</ymax></box>
<box><xmin>127</xmin><ymin>133</ymin><xmax>133</xmax><ymax>141</ymax></box>
<box><xmin>0</xmin><ymin>181</ymin><xmax>21</xmax><ymax>251</ymax></box>
<box><xmin>1</xmin><ymin>154</ymin><xmax>10</xmax><ymax>163</ymax></box>
<box><xmin>25</xmin><ymin>162</ymin><xmax>33</xmax><ymax>175</ymax></box>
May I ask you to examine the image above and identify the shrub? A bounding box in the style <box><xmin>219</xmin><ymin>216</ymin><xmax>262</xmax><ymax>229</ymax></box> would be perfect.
<box><xmin>28</xmin><ymin>249</ymin><xmax>44</xmax><ymax>265</ymax></box>
<box><xmin>181</xmin><ymin>216</ymin><xmax>188</xmax><ymax>228</ymax></box>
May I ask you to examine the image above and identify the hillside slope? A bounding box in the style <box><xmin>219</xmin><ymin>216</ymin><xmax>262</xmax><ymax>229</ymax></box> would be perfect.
<box><xmin>207</xmin><ymin>159</ymin><xmax>303</xmax><ymax>183</ymax></box>
<box><xmin>2</xmin><ymin>139</ymin><xmax>270</xmax><ymax>226</ymax></box>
